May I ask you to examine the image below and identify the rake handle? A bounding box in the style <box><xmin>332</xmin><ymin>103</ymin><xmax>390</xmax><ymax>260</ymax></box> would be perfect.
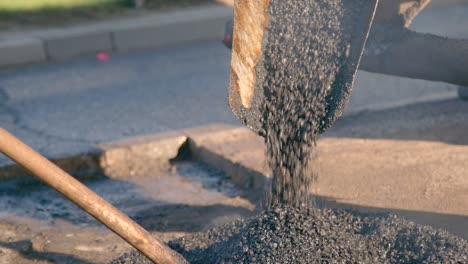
<box><xmin>0</xmin><ymin>128</ymin><xmax>187</xmax><ymax>264</ymax></box>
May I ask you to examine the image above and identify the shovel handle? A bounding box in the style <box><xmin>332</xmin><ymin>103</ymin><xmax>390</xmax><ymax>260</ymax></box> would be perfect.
<box><xmin>0</xmin><ymin>128</ymin><xmax>187</xmax><ymax>264</ymax></box>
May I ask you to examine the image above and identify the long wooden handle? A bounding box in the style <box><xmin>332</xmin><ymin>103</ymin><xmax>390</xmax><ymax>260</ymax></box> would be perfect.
<box><xmin>0</xmin><ymin>128</ymin><xmax>187</xmax><ymax>264</ymax></box>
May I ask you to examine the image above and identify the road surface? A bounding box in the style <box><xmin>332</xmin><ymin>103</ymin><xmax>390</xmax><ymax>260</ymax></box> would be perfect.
<box><xmin>0</xmin><ymin>1</ymin><xmax>466</xmax><ymax>164</ymax></box>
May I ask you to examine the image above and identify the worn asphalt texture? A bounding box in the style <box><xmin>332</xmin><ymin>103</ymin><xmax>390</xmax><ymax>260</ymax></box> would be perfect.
<box><xmin>0</xmin><ymin>1</ymin><xmax>465</xmax><ymax>166</ymax></box>
<box><xmin>112</xmin><ymin>206</ymin><xmax>468</xmax><ymax>264</ymax></box>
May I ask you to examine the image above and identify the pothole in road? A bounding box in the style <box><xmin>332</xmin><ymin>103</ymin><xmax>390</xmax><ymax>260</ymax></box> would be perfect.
<box><xmin>0</xmin><ymin>161</ymin><xmax>256</xmax><ymax>264</ymax></box>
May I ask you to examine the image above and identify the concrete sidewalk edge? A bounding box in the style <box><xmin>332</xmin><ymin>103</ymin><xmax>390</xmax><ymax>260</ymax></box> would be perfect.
<box><xmin>0</xmin><ymin>130</ymin><xmax>190</xmax><ymax>181</ymax></box>
<box><xmin>0</xmin><ymin>4</ymin><xmax>232</xmax><ymax>68</ymax></box>
<box><xmin>0</xmin><ymin>125</ymin><xmax>265</xmax><ymax>191</ymax></box>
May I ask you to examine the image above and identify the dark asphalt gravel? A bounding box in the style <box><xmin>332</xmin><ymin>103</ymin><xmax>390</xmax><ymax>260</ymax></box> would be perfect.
<box><xmin>260</xmin><ymin>0</ymin><xmax>345</xmax><ymax>208</ymax></box>
<box><xmin>259</xmin><ymin>0</ymin><xmax>376</xmax><ymax>207</ymax></box>
<box><xmin>111</xmin><ymin>206</ymin><xmax>468</xmax><ymax>264</ymax></box>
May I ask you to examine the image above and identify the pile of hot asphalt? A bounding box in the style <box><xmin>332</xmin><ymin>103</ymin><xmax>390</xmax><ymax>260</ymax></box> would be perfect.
<box><xmin>112</xmin><ymin>206</ymin><xmax>468</xmax><ymax>264</ymax></box>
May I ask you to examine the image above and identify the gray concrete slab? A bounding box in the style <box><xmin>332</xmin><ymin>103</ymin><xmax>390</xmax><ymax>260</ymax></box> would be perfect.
<box><xmin>44</xmin><ymin>31</ymin><xmax>113</xmax><ymax>61</ymax></box>
<box><xmin>113</xmin><ymin>16</ymin><xmax>228</xmax><ymax>52</ymax></box>
<box><xmin>99</xmin><ymin>131</ymin><xmax>188</xmax><ymax>178</ymax></box>
<box><xmin>0</xmin><ymin>36</ymin><xmax>46</xmax><ymax>67</ymax></box>
<box><xmin>113</xmin><ymin>5</ymin><xmax>231</xmax><ymax>52</ymax></box>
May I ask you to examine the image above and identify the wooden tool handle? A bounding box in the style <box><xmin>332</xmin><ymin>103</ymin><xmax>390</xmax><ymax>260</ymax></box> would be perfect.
<box><xmin>0</xmin><ymin>128</ymin><xmax>187</xmax><ymax>264</ymax></box>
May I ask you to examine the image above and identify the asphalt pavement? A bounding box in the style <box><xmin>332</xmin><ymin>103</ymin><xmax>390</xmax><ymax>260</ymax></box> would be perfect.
<box><xmin>0</xmin><ymin>1</ymin><xmax>467</xmax><ymax>165</ymax></box>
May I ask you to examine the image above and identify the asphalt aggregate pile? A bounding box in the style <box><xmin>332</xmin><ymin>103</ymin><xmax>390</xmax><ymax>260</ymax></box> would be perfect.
<box><xmin>112</xmin><ymin>206</ymin><xmax>468</xmax><ymax>264</ymax></box>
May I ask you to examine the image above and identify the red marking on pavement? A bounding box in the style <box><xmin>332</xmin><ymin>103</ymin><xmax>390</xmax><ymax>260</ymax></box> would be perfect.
<box><xmin>96</xmin><ymin>52</ymin><xmax>110</xmax><ymax>61</ymax></box>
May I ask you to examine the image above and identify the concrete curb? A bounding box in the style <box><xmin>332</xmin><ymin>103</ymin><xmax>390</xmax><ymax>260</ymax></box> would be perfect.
<box><xmin>99</xmin><ymin>131</ymin><xmax>188</xmax><ymax>178</ymax></box>
<box><xmin>0</xmin><ymin>4</ymin><xmax>232</xmax><ymax>68</ymax></box>
<box><xmin>0</xmin><ymin>152</ymin><xmax>101</xmax><ymax>182</ymax></box>
<box><xmin>0</xmin><ymin>131</ymin><xmax>189</xmax><ymax>181</ymax></box>
<box><xmin>182</xmin><ymin>124</ymin><xmax>268</xmax><ymax>190</ymax></box>
<box><xmin>0</xmin><ymin>125</ymin><xmax>265</xmax><ymax>192</ymax></box>
<box><xmin>0</xmin><ymin>36</ymin><xmax>46</xmax><ymax>67</ymax></box>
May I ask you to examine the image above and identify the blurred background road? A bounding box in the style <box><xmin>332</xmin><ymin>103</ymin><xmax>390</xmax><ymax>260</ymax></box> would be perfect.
<box><xmin>0</xmin><ymin>0</ymin><xmax>467</xmax><ymax>164</ymax></box>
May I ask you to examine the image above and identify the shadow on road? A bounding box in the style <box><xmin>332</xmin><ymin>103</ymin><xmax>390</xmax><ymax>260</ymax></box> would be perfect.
<box><xmin>327</xmin><ymin>98</ymin><xmax>468</xmax><ymax>145</ymax></box>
